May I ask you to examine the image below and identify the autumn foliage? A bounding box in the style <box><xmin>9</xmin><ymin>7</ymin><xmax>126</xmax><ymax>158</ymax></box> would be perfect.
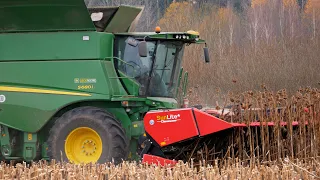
<box><xmin>158</xmin><ymin>1</ymin><xmax>320</xmax><ymax>106</ymax></box>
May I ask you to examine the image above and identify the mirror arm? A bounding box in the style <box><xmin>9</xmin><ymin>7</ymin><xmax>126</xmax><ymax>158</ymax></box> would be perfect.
<box><xmin>203</xmin><ymin>43</ymin><xmax>210</xmax><ymax>63</ymax></box>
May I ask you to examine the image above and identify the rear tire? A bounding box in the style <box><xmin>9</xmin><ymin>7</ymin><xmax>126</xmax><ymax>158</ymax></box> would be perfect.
<box><xmin>47</xmin><ymin>106</ymin><xmax>129</xmax><ymax>165</ymax></box>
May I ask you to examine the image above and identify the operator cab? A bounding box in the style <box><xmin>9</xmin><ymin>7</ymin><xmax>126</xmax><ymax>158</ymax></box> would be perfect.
<box><xmin>114</xmin><ymin>34</ymin><xmax>185</xmax><ymax>98</ymax></box>
<box><xmin>113</xmin><ymin>29</ymin><xmax>209</xmax><ymax>99</ymax></box>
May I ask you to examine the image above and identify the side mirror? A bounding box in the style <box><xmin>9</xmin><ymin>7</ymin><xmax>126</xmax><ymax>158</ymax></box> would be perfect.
<box><xmin>138</xmin><ymin>41</ymin><xmax>148</xmax><ymax>57</ymax></box>
<box><xmin>203</xmin><ymin>45</ymin><xmax>210</xmax><ymax>63</ymax></box>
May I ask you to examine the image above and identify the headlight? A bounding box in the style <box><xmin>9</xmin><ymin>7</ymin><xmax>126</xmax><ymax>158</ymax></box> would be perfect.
<box><xmin>174</xmin><ymin>34</ymin><xmax>190</xmax><ymax>40</ymax></box>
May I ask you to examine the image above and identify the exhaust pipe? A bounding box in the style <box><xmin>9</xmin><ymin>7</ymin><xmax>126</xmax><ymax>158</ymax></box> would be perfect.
<box><xmin>183</xmin><ymin>98</ymin><xmax>189</xmax><ymax>108</ymax></box>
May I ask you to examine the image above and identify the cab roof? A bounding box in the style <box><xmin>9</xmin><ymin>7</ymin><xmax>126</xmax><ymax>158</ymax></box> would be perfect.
<box><xmin>114</xmin><ymin>31</ymin><xmax>203</xmax><ymax>43</ymax></box>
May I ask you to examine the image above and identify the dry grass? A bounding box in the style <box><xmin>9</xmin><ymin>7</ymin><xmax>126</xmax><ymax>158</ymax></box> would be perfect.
<box><xmin>0</xmin><ymin>158</ymin><xmax>320</xmax><ymax>179</ymax></box>
<box><xmin>158</xmin><ymin>1</ymin><xmax>320</xmax><ymax>106</ymax></box>
<box><xmin>184</xmin><ymin>87</ymin><xmax>320</xmax><ymax>166</ymax></box>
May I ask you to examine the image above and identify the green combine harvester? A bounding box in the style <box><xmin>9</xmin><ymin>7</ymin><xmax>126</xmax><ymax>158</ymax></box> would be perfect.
<box><xmin>0</xmin><ymin>0</ymin><xmax>210</xmax><ymax>164</ymax></box>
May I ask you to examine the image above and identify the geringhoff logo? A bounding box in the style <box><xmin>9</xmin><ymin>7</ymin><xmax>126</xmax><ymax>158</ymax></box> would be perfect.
<box><xmin>156</xmin><ymin>114</ymin><xmax>181</xmax><ymax>123</ymax></box>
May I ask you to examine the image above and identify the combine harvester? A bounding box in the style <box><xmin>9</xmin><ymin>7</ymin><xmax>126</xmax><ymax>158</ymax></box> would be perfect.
<box><xmin>0</xmin><ymin>0</ymin><xmax>301</xmax><ymax>166</ymax></box>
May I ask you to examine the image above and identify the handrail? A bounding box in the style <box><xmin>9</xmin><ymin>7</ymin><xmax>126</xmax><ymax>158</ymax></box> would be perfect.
<box><xmin>104</xmin><ymin>56</ymin><xmax>135</xmax><ymax>69</ymax></box>
<box><xmin>183</xmin><ymin>71</ymin><xmax>188</xmax><ymax>97</ymax></box>
<box><xmin>104</xmin><ymin>56</ymin><xmax>142</xmax><ymax>79</ymax></box>
<box><xmin>176</xmin><ymin>67</ymin><xmax>183</xmax><ymax>97</ymax></box>
<box><xmin>179</xmin><ymin>71</ymin><xmax>188</xmax><ymax>106</ymax></box>
<box><xmin>103</xmin><ymin>56</ymin><xmax>140</xmax><ymax>97</ymax></box>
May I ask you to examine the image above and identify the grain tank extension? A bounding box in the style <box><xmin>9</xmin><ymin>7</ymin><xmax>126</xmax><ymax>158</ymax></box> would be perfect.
<box><xmin>0</xmin><ymin>0</ymin><xmax>211</xmax><ymax>164</ymax></box>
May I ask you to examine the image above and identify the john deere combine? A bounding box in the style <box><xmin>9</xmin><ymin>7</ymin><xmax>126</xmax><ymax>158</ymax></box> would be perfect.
<box><xmin>0</xmin><ymin>0</ymin><xmax>212</xmax><ymax>164</ymax></box>
<box><xmin>0</xmin><ymin>0</ymin><xmax>302</xmax><ymax>166</ymax></box>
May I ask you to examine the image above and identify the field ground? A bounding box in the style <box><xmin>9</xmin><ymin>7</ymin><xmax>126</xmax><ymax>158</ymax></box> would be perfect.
<box><xmin>0</xmin><ymin>158</ymin><xmax>320</xmax><ymax>179</ymax></box>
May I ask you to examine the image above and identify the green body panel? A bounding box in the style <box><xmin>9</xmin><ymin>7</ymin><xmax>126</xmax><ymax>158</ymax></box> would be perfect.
<box><xmin>0</xmin><ymin>60</ymin><xmax>130</xmax><ymax>132</ymax></box>
<box><xmin>0</xmin><ymin>126</ymin><xmax>12</xmax><ymax>157</ymax></box>
<box><xmin>0</xmin><ymin>0</ymin><xmax>96</xmax><ymax>32</ymax></box>
<box><xmin>111</xmin><ymin>97</ymin><xmax>178</xmax><ymax>109</ymax></box>
<box><xmin>131</xmin><ymin>121</ymin><xmax>144</xmax><ymax>137</ymax></box>
<box><xmin>22</xmin><ymin>133</ymin><xmax>38</xmax><ymax>161</ymax></box>
<box><xmin>0</xmin><ymin>32</ymin><xmax>113</xmax><ymax>61</ymax></box>
<box><xmin>0</xmin><ymin>92</ymin><xmax>106</xmax><ymax>132</ymax></box>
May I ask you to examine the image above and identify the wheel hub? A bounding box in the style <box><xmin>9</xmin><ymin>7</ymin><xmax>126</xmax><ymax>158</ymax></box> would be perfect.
<box><xmin>65</xmin><ymin>127</ymin><xmax>102</xmax><ymax>164</ymax></box>
<box><xmin>82</xmin><ymin>140</ymin><xmax>97</xmax><ymax>155</ymax></box>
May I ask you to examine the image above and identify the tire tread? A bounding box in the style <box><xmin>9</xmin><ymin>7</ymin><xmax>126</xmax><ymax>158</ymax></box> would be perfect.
<box><xmin>47</xmin><ymin>106</ymin><xmax>129</xmax><ymax>164</ymax></box>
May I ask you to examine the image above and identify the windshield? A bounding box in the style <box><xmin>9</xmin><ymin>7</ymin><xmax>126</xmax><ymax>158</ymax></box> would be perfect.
<box><xmin>115</xmin><ymin>36</ymin><xmax>185</xmax><ymax>98</ymax></box>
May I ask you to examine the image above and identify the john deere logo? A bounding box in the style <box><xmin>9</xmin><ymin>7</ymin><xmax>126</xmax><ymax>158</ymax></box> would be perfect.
<box><xmin>74</xmin><ymin>78</ymin><xmax>96</xmax><ymax>84</ymax></box>
<box><xmin>80</xmin><ymin>78</ymin><xmax>97</xmax><ymax>83</ymax></box>
<box><xmin>74</xmin><ymin>78</ymin><xmax>80</xmax><ymax>83</ymax></box>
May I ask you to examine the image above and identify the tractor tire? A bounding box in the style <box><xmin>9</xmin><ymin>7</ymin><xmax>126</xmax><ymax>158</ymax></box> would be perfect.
<box><xmin>46</xmin><ymin>106</ymin><xmax>129</xmax><ymax>165</ymax></box>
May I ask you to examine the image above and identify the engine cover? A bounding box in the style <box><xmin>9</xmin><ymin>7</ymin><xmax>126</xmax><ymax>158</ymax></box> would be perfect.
<box><xmin>143</xmin><ymin>108</ymin><xmax>234</xmax><ymax>147</ymax></box>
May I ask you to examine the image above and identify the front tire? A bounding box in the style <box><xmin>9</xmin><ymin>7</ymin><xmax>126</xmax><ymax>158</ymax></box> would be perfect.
<box><xmin>47</xmin><ymin>106</ymin><xmax>129</xmax><ymax>165</ymax></box>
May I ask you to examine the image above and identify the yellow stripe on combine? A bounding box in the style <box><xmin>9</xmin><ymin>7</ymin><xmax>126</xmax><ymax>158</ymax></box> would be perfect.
<box><xmin>0</xmin><ymin>86</ymin><xmax>91</xmax><ymax>97</ymax></box>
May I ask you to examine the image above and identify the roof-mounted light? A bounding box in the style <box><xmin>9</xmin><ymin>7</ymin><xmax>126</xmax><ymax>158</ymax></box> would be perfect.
<box><xmin>187</xmin><ymin>30</ymin><xmax>200</xmax><ymax>35</ymax></box>
<box><xmin>155</xmin><ymin>26</ymin><xmax>161</xmax><ymax>34</ymax></box>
